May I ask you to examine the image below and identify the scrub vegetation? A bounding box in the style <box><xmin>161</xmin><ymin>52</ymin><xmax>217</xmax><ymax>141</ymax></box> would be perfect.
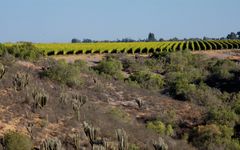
<box><xmin>0</xmin><ymin>42</ymin><xmax>240</xmax><ymax>150</ymax></box>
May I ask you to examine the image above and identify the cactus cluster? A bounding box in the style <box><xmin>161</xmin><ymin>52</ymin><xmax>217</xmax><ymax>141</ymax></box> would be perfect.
<box><xmin>59</xmin><ymin>92</ymin><xmax>87</xmax><ymax>121</ymax></box>
<box><xmin>83</xmin><ymin>121</ymin><xmax>99</xmax><ymax>146</ymax></box>
<box><xmin>40</xmin><ymin>137</ymin><xmax>63</xmax><ymax>150</ymax></box>
<box><xmin>83</xmin><ymin>122</ymin><xmax>107</xmax><ymax>149</ymax></box>
<box><xmin>116</xmin><ymin>129</ymin><xmax>128</xmax><ymax>150</ymax></box>
<box><xmin>83</xmin><ymin>122</ymin><xmax>130</xmax><ymax>150</ymax></box>
<box><xmin>72</xmin><ymin>133</ymin><xmax>81</xmax><ymax>150</ymax></box>
<box><xmin>32</xmin><ymin>88</ymin><xmax>48</xmax><ymax>112</ymax></box>
<box><xmin>0</xmin><ymin>63</ymin><xmax>5</xmax><ymax>79</ymax></box>
<box><xmin>12</xmin><ymin>72</ymin><xmax>29</xmax><ymax>91</ymax></box>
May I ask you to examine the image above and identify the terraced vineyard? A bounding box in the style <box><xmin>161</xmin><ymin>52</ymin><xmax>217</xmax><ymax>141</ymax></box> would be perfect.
<box><xmin>6</xmin><ymin>40</ymin><xmax>240</xmax><ymax>56</ymax></box>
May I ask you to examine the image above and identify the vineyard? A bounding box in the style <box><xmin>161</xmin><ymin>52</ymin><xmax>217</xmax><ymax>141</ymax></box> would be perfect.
<box><xmin>5</xmin><ymin>40</ymin><xmax>240</xmax><ymax>56</ymax></box>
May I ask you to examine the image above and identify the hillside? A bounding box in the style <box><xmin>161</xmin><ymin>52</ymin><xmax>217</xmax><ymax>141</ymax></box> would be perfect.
<box><xmin>0</xmin><ymin>44</ymin><xmax>240</xmax><ymax>150</ymax></box>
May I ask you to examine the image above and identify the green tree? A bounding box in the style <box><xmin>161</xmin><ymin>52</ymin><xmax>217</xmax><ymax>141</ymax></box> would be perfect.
<box><xmin>237</xmin><ymin>31</ymin><xmax>240</xmax><ymax>39</ymax></box>
<box><xmin>147</xmin><ymin>33</ymin><xmax>157</xmax><ymax>42</ymax></box>
<box><xmin>227</xmin><ymin>32</ymin><xmax>237</xmax><ymax>39</ymax></box>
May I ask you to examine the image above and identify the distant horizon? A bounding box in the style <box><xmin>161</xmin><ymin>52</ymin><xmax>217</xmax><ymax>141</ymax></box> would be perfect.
<box><xmin>2</xmin><ymin>32</ymin><xmax>238</xmax><ymax>44</ymax></box>
<box><xmin>1</xmin><ymin>0</ymin><xmax>239</xmax><ymax>43</ymax></box>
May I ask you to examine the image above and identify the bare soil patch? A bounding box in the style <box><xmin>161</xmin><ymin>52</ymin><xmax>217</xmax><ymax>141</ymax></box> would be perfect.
<box><xmin>192</xmin><ymin>49</ymin><xmax>240</xmax><ymax>61</ymax></box>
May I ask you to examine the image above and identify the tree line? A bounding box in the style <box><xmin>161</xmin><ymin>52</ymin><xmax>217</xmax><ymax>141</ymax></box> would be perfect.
<box><xmin>72</xmin><ymin>31</ymin><xmax>240</xmax><ymax>43</ymax></box>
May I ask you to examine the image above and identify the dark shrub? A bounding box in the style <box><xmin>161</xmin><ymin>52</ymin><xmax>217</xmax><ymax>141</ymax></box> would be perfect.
<box><xmin>190</xmin><ymin>124</ymin><xmax>240</xmax><ymax>150</ymax></box>
<box><xmin>208</xmin><ymin>59</ymin><xmax>239</xmax><ymax>80</ymax></box>
<box><xmin>129</xmin><ymin>71</ymin><xmax>164</xmax><ymax>90</ymax></box>
<box><xmin>165</xmin><ymin>72</ymin><xmax>196</xmax><ymax>100</ymax></box>
<box><xmin>207</xmin><ymin>107</ymin><xmax>238</xmax><ymax>127</ymax></box>
<box><xmin>94</xmin><ymin>58</ymin><xmax>124</xmax><ymax>79</ymax></box>
<box><xmin>186</xmin><ymin>83</ymin><xmax>222</xmax><ymax>106</ymax></box>
<box><xmin>4</xmin><ymin>131</ymin><xmax>32</xmax><ymax>150</ymax></box>
<box><xmin>40</xmin><ymin>60</ymin><xmax>83</xmax><ymax>87</ymax></box>
<box><xmin>0</xmin><ymin>43</ymin><xmax>7</xmax><ymax>56</ymax></box>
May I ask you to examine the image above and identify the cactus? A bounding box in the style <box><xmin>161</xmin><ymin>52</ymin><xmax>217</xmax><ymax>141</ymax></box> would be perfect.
<box><xmin>153</xmin><ymin>137</ymin><xmax>168</xmax><ymax>150</ymax></box>
<box><xmin>59</xmin><ymin>92</ymin><xmax>70</xmax><ymax>105</ymax></box>
<box><xmin>116</xmin><ymin>129</ymin><xmax>128</xmax><ymax>150</ymax></box>
<box><xmin>93</xmin><ymin>145</ymin><xmax>106</xmax><ymax>150</ymax></box>
<box><xmin>83</xmin><ymin>121</ymin><xmax>105</xmax><ymax>148</ymax></box>
<box><xmin>72</xmin><ymin>94</ymin><xmax>88</xmax><ymax>106</ymax></box>
<box><xmin>71</xmin><ymin>95</ymin><xmax>87</xmax><ymax>121</ymax></box>
<box><xmin>72</xmin><ymin>133</ymin><xmax>81</xmax><ymax>150</ymax></box>
<box><xmin>83</xmin><ymin>121</ymin><xmax>98</xmax><ymax>145</ymax></box>
<box><xmin>40</xmin><ymin>137</ymin><xmax>63</xmax><ymax>150</ymax></box>
<box><xmin>26</xmin><ymin>122</ymin><xmax>34</xmax><ymax>139</ymax></box>
<box><xmin>135</xmin><ymin>98</ymin><xmax>144</xmax><ymax>109</ymax></box>
<box><xmin>32</xmin><ymin>88</ymin><xmax>48</xmax><ymax>112</ymax></box>
<box><xmin>12</xmin><ymin>72</ymin><xmax>29</xmax><ymax>91</ymax></box>
<box><xmin>0</xmin><ymin>63</ymin><xmax>5</xmax><ymax>79</ymax></box>
<box><xmin>59</xmin><ymin>92</ymin><xmax>87</xmax><ymax>121</ymax></box>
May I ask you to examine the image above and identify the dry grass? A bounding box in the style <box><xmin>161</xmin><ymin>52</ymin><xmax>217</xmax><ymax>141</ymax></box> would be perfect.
<box><xmin>192</xmin><ymin>49</ymin><xmax>240</xmax><ymax>61</ymax></box>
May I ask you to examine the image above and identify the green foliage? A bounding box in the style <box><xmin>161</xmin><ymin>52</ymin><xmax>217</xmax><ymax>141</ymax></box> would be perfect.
<box><xmin>73</xmin><ymin>59</ymin><xmax>89</xmax><ymax>72</ymax></box>
<box><xmin>147</xmin><ymin>32</ymin><xmax>157</xmax><ymax>42</ymax></box>
<box><xmin>207</xmin><ymin>107</ymin><xmax>238</xmax><ymax>127</ymax></box>
<box><xmin>147</xmin><ymin>120</ymin><xmax>174</xmax><ymax>136</ymax></box>
<box><xmin>208</xmin><ymin>59</ymin><xmax>239</xmax><ymax>80</ymax></box>
<box><xmin>186</xmin><ymin>83</ymin><xmax>222</xmax><ymax>106</ymax></box>
<box><xmin>191</xmin><ymin>124</ymin><xmax>240</xmax><ymax>150</ymax></box>
<box><xmin>108</xmin><ymin>107</ymin><xmax>130</xmax><ymax>122</ymax></box>
<box><xmin>122</xmin><ymin>57</ymin><xmax>148</xmax><ymax>73</ymax></box>
<box><xmin>129</xmin><ymin>71</ymin><xmax>164</xmax><ymax>90</ymax></box>
<box><xmin>40</xmin><ymin>60</ymin><xmax>83</xmax><ymax>87</ymax></box>
<box><xmin>0</xmin><ymin>43</ymin><xmax>7</xmax><ymax>56</ymax></box>
<box><xmin>147</xmin><ymin>121</ymin><xmax>165</xmax><ymax>135</ymax></box>
<box><xmin>4</xmin><ymin>131</ymin><xmax>32</xmax><ymax>150</ymax></box>
<box><xmin>231</xmin><ymin>92</ymin><xmax>240</xmax><ymax>115</ymax></box>
<box><xmin>6</xmin><ymin>43</ymin><xmax>43</xmax><ymax>60</ymax></box>
<box><xmin>166</xmin><ymin>124</ymin><xmax>174</xmax><ymax>136</ymax></box>
<box><xmin>165</xmin><ymin>71</ymin><xmax>196</xmax><ymax>100</ymax></box>
<box><xmin>95</xmin><ymin>58</ymin><xmax>123</xmax><ymax>79</ymax></box>
<box><xmin>128</xmin><ymin>144</ymin><xmax>140</xmax><ymax>150</ymax></box>
<box><xmin>12</xmin><ymin>72</ymin><xmax>29</xmax><ymax>91</ymax></box>
<box><xmin>153</xmin><ymin>137</ymin><xmax>168</xmax><ymax>150</ymax></box>
<box><xmin>144</xmin><ymin>59</ymin><xmax>164</xmax><ymax>73</ymax></box>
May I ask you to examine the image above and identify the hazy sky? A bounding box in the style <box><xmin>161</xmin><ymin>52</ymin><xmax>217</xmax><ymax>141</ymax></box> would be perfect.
<box><xmin>0</xmin><ymin>0</ymin><xmax>239</xmax><ymax>43</ymax></box>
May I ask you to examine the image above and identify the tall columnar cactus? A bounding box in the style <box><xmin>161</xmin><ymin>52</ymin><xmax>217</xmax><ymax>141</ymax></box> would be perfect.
<box><xmin>71</xmin><ymin>95</ymin><xmax>87</xmax><ymax>121</ymax></box>
<box><xmin>83</xmin><ymin>121</ymin><xmax>98</xmax><ymax>146</ymax></box>
<box><xmin>83</xmin><ymin>121</ymin><xmax>106</xmax><ymax>148</ymax></box>
<box><xmin>59</xmin><ymin>92</ymin><xmax>70</xmax><ymax>105</ymax></box>
<box><xmin>32</xmin><ymin>88</ymin><xmax>48</xmax><ymax>112</ymax></box>
<box><xmin>12</xmin><ymin>72</ymin><xmax>29</xmax><ymax>91</ymax></box>
<box><xmin>40</xmin><ymin>137</ymin><xmax>63</xmax><ymax>150</ymax></box>
<box><xmin>0</xmin><ymin>63</ymin><xmax>5</xmax><ymax>79</ymax></box>
<box><xmin>116</xmin><ymin>129</ymin><xmax>128</xmax><ymax>150</ymax></box>
<box><xmin>72</xmin><ymin>133</ymin><xmax>81</xmax><ymax>150</ymax></box>
<box><xmin>153</xmin><ymin>137</ymin><xmax>168</xmax><ymax>150</ymax></box>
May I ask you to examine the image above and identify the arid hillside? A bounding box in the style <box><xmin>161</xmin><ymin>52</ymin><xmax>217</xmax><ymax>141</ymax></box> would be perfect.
<box><xmin>0</xmin><ymin>44</ymin><xmax>240</xmax><ymax>150</ymax></box>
